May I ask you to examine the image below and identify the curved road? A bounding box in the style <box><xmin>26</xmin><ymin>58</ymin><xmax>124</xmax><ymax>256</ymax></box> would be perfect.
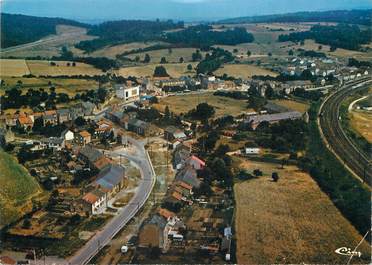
<box><xmin>68</xmin><ymin>137</ymin><xmax>155</xmax><ymax>265</ymax></box>
<box><xmin>318</xmin><ymin>77</ymin><xmax>372</xmax><ymax>185</ymax></box>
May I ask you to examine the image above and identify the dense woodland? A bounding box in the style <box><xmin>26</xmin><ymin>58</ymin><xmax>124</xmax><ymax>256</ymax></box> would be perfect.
<box><xmin>1</xmin><ymin>13</ymin><xmax>89</xmax><ymax>48</ymax></box>
<box><xmin>165</xmin><ymin>25</ymin><xmax>254</xmax><ymax>47</ymax></box>
<box><xmin>278</xmin><ymin>24</ymin><xmax>371</xmax><ymax>51</ymax></box>
<box><xmin>219</xmin><ymin>9</ymin><xmax>372</xmax><ymax>26</ymax></box>
<box><xmin>75</xmin><ymin>20</ymin><xmax>184</xmax><ymax>53</ymax></box>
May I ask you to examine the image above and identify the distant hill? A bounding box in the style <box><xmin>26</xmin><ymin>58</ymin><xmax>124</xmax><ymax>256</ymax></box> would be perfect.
<box><xmin>1</xmin><ymin>13</ymin><xmax>89</xmax><ymax>48</ymax></box>
<box><xmin>218</xmin><ymin>9</ymin><xmax>372</xmax><ymax>26</ymax></box>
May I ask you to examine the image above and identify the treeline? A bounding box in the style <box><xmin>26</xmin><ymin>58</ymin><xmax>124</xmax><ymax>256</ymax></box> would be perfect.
<box><xmin>196</xmin><ymin>48</ymin><xmax>234</xmax><ymax>74</ymax></box>
<box><xmin>348</xmin><ymin>58</ymin><xmax>372</xmax><ymax>68</ymax></box>
<box><xmin>218</xmin><ymin>9</ymin><xmax>372</xmax><ymax>26</ymax></box>
<box><xmin>299</xmin><ymin>50</ymin><xmax>326</xmax><ymax>58</ymax></box>
<box><xmin>278</xmin><ymin>24</ymin><xmax>371</xmax><ymax>51</ymax></box>
<box><xmin>165</xmin><ymin>25</ymin><xmax>254</xmax><ymax>47</ymax></box>
<box><xmin>75</xmin><ymin>19</ymin><xmax>183</xmax><ymax>53</ymax></box>
<box><xmin>300</xmin><ymin>102</ymin><xmax>371</xmax><ymax>235</ymax></box>
<box><xmin>213</xmin><ymin>90</ymin><xmax>249</xmax><ymax>100</ymax></box>
<box><xmin>1</xmin><ymin>13</ymin><xmax>89</xmax><ymax>48</ymax></box>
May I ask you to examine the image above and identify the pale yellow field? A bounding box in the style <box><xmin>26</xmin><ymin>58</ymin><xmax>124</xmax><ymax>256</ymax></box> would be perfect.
<box><xmin>234</xmin><ymin>158</ymin><xmax>370</xmax><ymax>264</ymax></box>
<box><xmin>154</xmin><ymin>92</ymin><xmax>253</xmax><ymax>117</ymax></box>
<box><xmin>214</xmin><ymin>63</ymin><xmax>278</xmax><ymax>78</ymax></box>
<box><xmin>127</xmin><ymin>48</ymin><xmax>206</xmax><ymax>63</ymax></box>
<box><xmin>350</xmin><ymin>111</ymin><xmax>372</xmax><ymax>143</ymax></box>
<box><xmin>90</xmin><ymin>41</ymin><xmax>168</xmax><ymax>58</ymax></box>
<box><xmin>0</xmin><ymin>59</ymin><xmax>30</xmax><ymax>76</ymax></box>
<box><xmin>27</xmin><ymin>60</ymin><xmax>102</xmax><ymax>76</ymax></box>
<box><xmin>115</xmin><ymin>62</ymin><xmax>197</xmax><ymax>78</ymax></box>
<box><xmin>270</xmin><ymin>99</ymin><xmax>309</xmax><ymax>113</ymax></box>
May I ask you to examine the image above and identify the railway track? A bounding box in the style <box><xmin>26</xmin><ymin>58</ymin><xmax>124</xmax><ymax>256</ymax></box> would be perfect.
<box><xmin>319</xmin><ymin>77</ymin><xmax>372</xmax><ymax>185</ymax></box>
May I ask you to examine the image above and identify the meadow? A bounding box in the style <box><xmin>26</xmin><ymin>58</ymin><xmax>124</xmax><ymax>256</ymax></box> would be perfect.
<box><xmin>234</xmin><ymin>158</ymin><xmax>370</xmax><ymax>264</ymax></box>
<box><xmin>214</xmin><ymin>63</ymin><xmax>278</xmax><ymax>78</ymax></box>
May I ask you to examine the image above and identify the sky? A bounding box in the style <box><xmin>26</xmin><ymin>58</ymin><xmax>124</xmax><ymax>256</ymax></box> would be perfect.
<box><xmin>1</xmin><ymin>0</ymin><xmax>371</xmax><ymax>22</ymax></box>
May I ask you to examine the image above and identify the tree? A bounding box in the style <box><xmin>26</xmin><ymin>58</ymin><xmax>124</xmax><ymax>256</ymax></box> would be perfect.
<box><xmin>253</xmin><ymin>169</ymin><xmax>263</xmax><ymax>177</ymax></box>
<box><xmin>330</xmin><ymin>46</ymin><xmax>337</xmax><ymax>52</ymax></box>
<box><xmin>268</xmin><ymin>52</ymin><xmax>272</xmax><ymax>57</ymax></box>
<box><xmin>300</xmin><ymin>40</ymin><xmax>305</xmax><ymax>46</ymax></box>
<box><xmin>160</xmin><ymin>57</ymin><xmax>167</xmax><ymax>64</ymax></box>
<box><xmin>135</xmin><ymin>55</ymin><xmax>140</xmax><ymax>62</ymax></box>
<box><xmin>187</xmin><ymin>64</ymin><xmax>193</xmax><ymax>71</ymax></box>
<box><xmin>233</xmin><ymin>48</ymin><xmax>238</xmax><ymax>53</ymax></box>
<box><xmin>318</xmin><ymin>45</ymin><xmax>322</xmax><ymax>50</ymax></box>
<box><xmin>179</xmin><ymin>57</ymin><xmax>184</xmax><ymax>63</ymax></box>
<box><xmin>74</xmin><ymin>116</ymin><xmax>86</xmax><ymax>126</ymax></box>
<box><xmin>192</xmin><ymin>50</ymin><xmax>202</xmax><ymax>61</ymax></box>
<box><xmin>288</xmin><ymin>49</ymin><xmax>294</xmax><ymax>56</ymax></box>
<box><xmin>272</xmin><ymin>172</ymin><xmax>279</xmax><ymax>182</ymax></box>
<box><xmin>168</xmin><ymin>47</ymin><xmax>173</xmax><ymax>54</ymax></box>
<box><xmin>143</xmin><ymin>53</ymin><xmax>151</xmax><ymax>63</ymax></box>
<box><xmin>247</xmin><ymin>50</ymin><xmax>252</xmax><ymax>57</ymax></box>
<box><xmin>215</xmin><ymin>144</ymin><xmax>230</xmax><ymax>157</ymax></box>
<box><xmin>153</xmin><ymin>65</ymin><xmax>169</xmax><ymax>77</ymax></box>
<box><xmin>188</xmin><ymin>103</ymin><xmax>215</xmax><ymax>120</ymax></box>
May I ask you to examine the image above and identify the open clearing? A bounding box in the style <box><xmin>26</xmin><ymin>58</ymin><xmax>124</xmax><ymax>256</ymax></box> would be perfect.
<box><xmin>0</xmin><ymin>151</ymin><xmax>43</xmax><ymax>228</ymax></box>
<box><xmin>270</xmin><ymin>99</ymin><xmax>309</xmax><ymax>113</ymax></box>
<box><xmin>0</xmin><ymin>59</ymin><xmax>102</xmax><ymax>77</ymax></box>
<box><xmin>349</xmin><ymin>111</ymin><xmax>372</xmax><ymax>143</ymax></box>
<box><xmin>115</xmin><ymin>62</ymin><xmax>197</xmax><ymax>78</ymax></box>
<box><xmin>0</xmin><ymin>25</ymin><xmax>94</xmax><ymax>58</ymax></box>
<box><xmin>214</xmin><ymin>63</ymin><xmax>278</xmax><ymax>78</ymax></box>
<box><xmin>154</xmin><ymin>92</ymin><xmax>252</xmax><ymax>117</ymax></box>
<box><xmin>234</xmin><ymin>158</ymin><xmax>370</xmax><ymax>264</ymax></box>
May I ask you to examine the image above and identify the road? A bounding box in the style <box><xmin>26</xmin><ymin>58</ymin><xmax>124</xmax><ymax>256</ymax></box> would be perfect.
<box><xmin>318</xmin><ymin>77</ymin><xmax>372</xmax><ymax>185</ymax></box>
<box><xmin>68</xmin><ymin>137</ymin><xmax>155</xmax><ymax>265</ymax></box>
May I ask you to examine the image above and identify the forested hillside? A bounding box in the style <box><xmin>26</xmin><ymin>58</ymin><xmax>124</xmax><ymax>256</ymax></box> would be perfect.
<box><xmin>218</xmin><ymin>9</ymin><xmax>372</xmax><ymax>25</ymax></box>
<box><xmin>1</xmin><ymin>13</ymin><xmax>89</xmax><ymax>48</ymax></box>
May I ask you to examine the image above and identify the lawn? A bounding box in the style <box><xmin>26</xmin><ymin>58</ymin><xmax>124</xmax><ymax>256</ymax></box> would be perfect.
<box><xmin>214</xmin><ymin>63</ymin><xmax>278</xmax><ymax>79</ymax></box>
<box><xmin>153</xmin><ymin>92</ymin><xmax>253</xmax><ymax>117</ymax></box>
<box><xmin>234</xmin><ymin>158</ymin><xmax>370</xmax><ymax>264</ymax></box>
<box><xmin>115</xmin><ymin>62</ymin><xmax>198</xmax><ymax>78</ymax></box>
<box><xmin>0</xmin><ymin>150</ymin><xmax>43</xmax><ymax>228</ymax></box>
<box><xmin>270</xmin><ymin>99</ymin><xmax>309</xmax><ymax>113</ymax></box>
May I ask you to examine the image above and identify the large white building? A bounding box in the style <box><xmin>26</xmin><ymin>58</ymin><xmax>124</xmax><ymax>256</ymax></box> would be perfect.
<box><xmin>115</xmin><ymin>83</ymin><xmax>140</xmax><ymax>102</ymax></box>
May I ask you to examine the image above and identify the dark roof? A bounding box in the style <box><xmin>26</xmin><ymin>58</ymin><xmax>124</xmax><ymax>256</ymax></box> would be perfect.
<box><xmin>41</xmin><ymin>137</ymin><xmax>64</xmax><ymax>145</ymax></box>
<box><xmin>128</xmin><ymin>118</ymin><xmax>149</xmax><ymax>129</ymax></box>
<box><xmin>175</xmin><ymin>165</ymin><xmax>200</xmax><ymax>188</ymax></box>
<box><xmin>95</xmin><ymin>164</ymin><xmax>125</xmax><ymax>190</ymax></box>
<box><xmin>245</xmin><ymin>111</ymin><xmax>302</xmax><ymax>124</ymax></box>
<box><xmin>80</xmin><ymin>145</ymin><xmax>103</xmax><ymax>163</ymax></box>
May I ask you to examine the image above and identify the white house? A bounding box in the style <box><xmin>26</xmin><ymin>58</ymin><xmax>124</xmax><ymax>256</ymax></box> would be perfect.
<box><xmin>115</xmin><ymin>84</ymin><xmax>140</xmax><ymax>102</ymax></box>
<box><xmin>82</xmin><ymin>189</ymin><xmax>107</xmax><ymax>215</ymax></box>
<box><xmin>245</xmin><ymin>147</ymin><xmax>260</xmax><ymax>154</ymax></box>
<box><xmin>61</xmin><ymin>129</ymin><xmax>74</xmax><ymax>142</ymax></box>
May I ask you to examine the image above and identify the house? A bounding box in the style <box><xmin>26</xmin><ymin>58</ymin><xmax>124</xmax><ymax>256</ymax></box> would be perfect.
<box><xmin>61</xmin><ymin>129</ymin><xmax>74</xmax><ymax>142</ymax></box>
<box><xmin>57</xmin><ymin>109</ymin><xmax>71</xmax><ymax>123</ymax></box>
<box><xmin>41</xmin><ymin>137</ymin><xmax>65</xmax><ymax>150</ymax></box>
<box><xmin>94</xmin><ymin>164</ymin><xmax>126</xmax><ymax>199</ymax></box>
<box><xmin>245</xmin><ymin>142</ymin><xmax>260</xmax><ymax>154</ymax></box>
<box><xmin>43</xmin><ymin>110</ymin><xmax>58</xmax><ymax>125</ymax></box>
<box><xmin>17</xmin><ymin>115</ymin><xmax>34</xmax><ymax>129</ymax></box>
<box><xmin>159</xmin><ymin>78</ymin><xmax>186</xmax><ymax>90</ymax></box>
<box><xmin>81</xmin><ymin>101</ymin><xmax>96</xmax><ymax>116</ymax></box>
<box><xmin>172</xmin><ymin>144</ymin><xmax>191</xmax><ymax>169</ymax></box>
<box><xmin>82</xmin><ymin>189</ymin><xmax>107</xmax><ymax>215</ymax></box>
<box><xmin>138</xmin><ymin>214</ymin><xmax>167</xmax><ymax>248</ymax></box>
<box><xmin>106</xmin><ymin>110</ymin><xmax>125</xmax><ymax>124</ymax></box>
<box><xmin>115</xmin><ymin>82</ymin><xmax>140</xmax><ymax>102</ymax></box>
<box><xmin>164</xmin><ymin>126</ymin><xmax>187</xmax><ymax>142</ymax></box>
<box><xmin>76</xmin><ymin>130</ymin><xmax>91</xmax><ymax>145</ymax></box>
<box><xmin>185</xmin><ymin>155</ymin><xmax>205</xmax><ymax>170</ymax></box>
<box><xmin>95</xmin><ymin>120</ymin><xmax>113</xmax><ymax>136</ymax></box>
<box><xmin>245</xmin><ymin>111</ymin><xmax>303</xmax><ymax>129</ymax></box>
<box><xmin>127</xmin><ymin>119</ymin><xmax>153</xmax><ymax>136</ymax></box>
<box><xmin>79</xmin><ymin>145</ymin><xmax>104</xmax><ymax>166</ymax></box>
<box><xmin>159</xmin><ymin>208</ymin><xmax>176</xmax><ymax>221</ymax></box>
<box><xmin>175</xmin><ymin>165</ymin><xmax>200</xmax><ymax>188</ymax></box>
<box><xmin>93</xmin><ymin>156</ymin><xmax>112</xmax><ymax>171</ymax></box>
<box><xmin>0</xmin><ymin>256</ymin><xmax>16</xmax><ymax>265</ymax></box>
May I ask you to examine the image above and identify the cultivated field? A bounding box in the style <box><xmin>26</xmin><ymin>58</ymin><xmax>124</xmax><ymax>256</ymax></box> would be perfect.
<box><xmin>0</xmin><ymin>25</ymin><xmax>94</xmax><ymax>58</ymax></box>
<box><xmin>126</xmin><ymin>48</ymin><xmax>206</xmax><ymax>63</ymax></box>
<box><xmin>115</xmin><ymin>62</ymin><xmax>197</xmax><ymax>78</ymax></box>
<box><xmin>349</xmin><ymin>111</ymin><xmax>372</xmax><ymax>143</ymax></box>
<box><xmin>0</xmin><ymin>59</ymin><xmax>102</xmax><ymax>77</ymax></box>
<box><xmin>270</xmin><ymin>99</ymin><xmax>309</xmax><ymax>113</ymax></box>
<box><xmin>90</xmin><ymin>41</ymin><xmax>168</xmax><ymax>59</ymax></box>
<box><xmin>234</xmin><ymin>158</ymin><xmax>370</xmax><ymax>264</ymax></box>
<box><xmin>214</xmin><ymin>63</ymin><xmax>278</xmax><ymax>78</ymax></box>
<box><xmin>154</xmin><ymin>92</ymin><xmax>253</xmax><ymax>117</ymax></box>
<box><xmin>0</xmin><ymin>59</ymin><xmax>30</xmax><ymax>76</ymax></box>
<box><xmin>0</xmin><ymin>151</ymin><xmax>43</xmax><ymax>228</ymax></box>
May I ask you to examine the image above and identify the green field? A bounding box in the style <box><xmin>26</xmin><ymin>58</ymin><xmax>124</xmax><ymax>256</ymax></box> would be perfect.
<box><xmin>0</xmin><ymin>150</ymin><xmax>43</xmax><ymax>228</ymax></box>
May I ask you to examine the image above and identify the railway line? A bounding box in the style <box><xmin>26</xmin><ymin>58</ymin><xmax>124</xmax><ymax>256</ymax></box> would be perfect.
<box><xmin>318</xmin><ymin>77</ymin><xmax>372</xmax><ymax>185</ymax></box>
